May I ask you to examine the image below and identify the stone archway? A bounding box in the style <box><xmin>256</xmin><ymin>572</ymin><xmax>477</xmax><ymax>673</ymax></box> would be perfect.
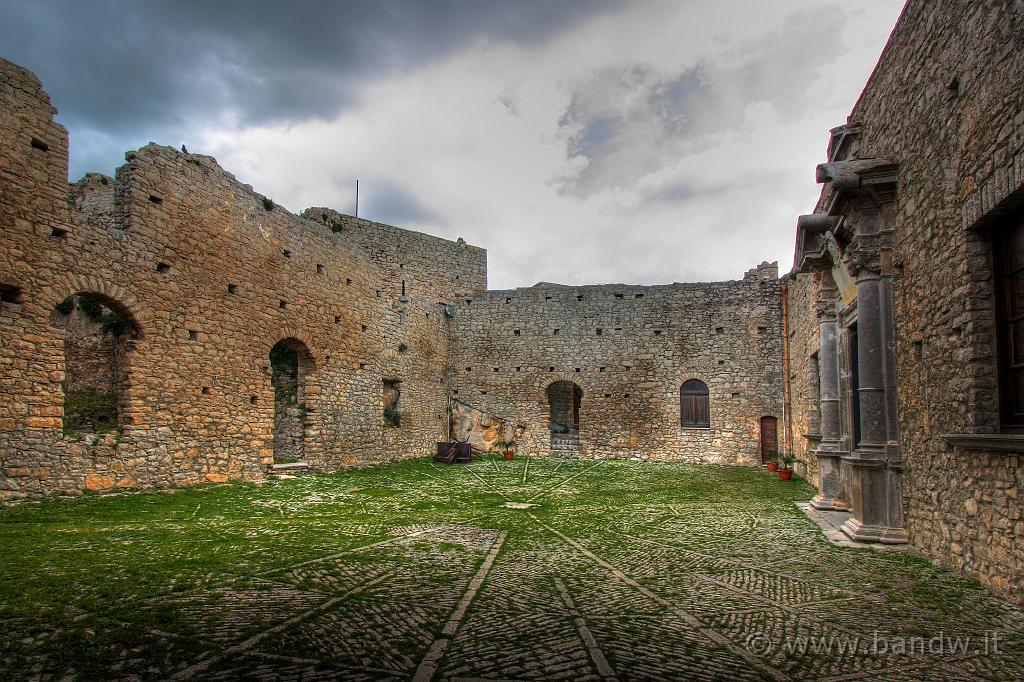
<box><xmin>49</xmin><ymin>292</ymin><xmax>141</xmax><ymax>434</ymax></box>
<box><xmin>270</xmin><ymin>338</ymin><xmax>315</xmax><ymax>464</ymax></box>
<box><xmin>546</xmin><ymin>380</ymin><xmax>582</xmax><ymax>458</ymax></box>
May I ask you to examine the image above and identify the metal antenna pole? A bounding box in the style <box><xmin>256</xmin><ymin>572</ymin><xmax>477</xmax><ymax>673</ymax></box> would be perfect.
<box><xmin>355</xmin><ymin>179</ymin><xmax>359</xmax><ymax>218</ymax></box>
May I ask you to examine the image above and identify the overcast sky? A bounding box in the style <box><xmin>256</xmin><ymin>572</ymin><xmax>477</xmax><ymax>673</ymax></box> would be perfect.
<box><xmin>1</xmin><ymin>0</ymin><xmax>904</xmax><ymax>289</ymax></box>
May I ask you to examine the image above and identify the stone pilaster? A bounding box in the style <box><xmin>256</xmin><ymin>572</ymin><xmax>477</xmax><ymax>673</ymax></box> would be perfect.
<box><xmin>810</xmin><ymin>279</ymin><xmax>848</xmax><ymax>511</ymax></box>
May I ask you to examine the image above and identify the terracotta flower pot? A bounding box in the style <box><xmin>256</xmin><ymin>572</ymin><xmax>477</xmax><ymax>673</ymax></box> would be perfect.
<box><xmin>778</xmin><ymin>469</ymin><xmax>793</xmax><ymax>481</ymax></box>
<box><xmin>503</xmin><ymin>451</ymin><xmax>514</xmax><ymax>461</ymax></box>
<box><xmin>766</xmin><ymin>462</ymin><xmax>778</xmax><ymax>472</ymax></box>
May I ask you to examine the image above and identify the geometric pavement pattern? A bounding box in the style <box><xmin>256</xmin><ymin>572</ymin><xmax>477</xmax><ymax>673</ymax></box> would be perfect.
<box><xmin>1</xmin><ymin>457</ymin><xmax>1022</xmax><ymax>681</ymax></box>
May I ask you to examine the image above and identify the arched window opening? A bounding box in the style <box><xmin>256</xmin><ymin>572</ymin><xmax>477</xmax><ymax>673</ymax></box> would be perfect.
<box><xmin>383</xmin><ymin>379</ymin><xmax>402</xmax><ymax>427</ymax></box>
<box><xmin>270</xmin><ymin>338</ymin><xmax>314</xmax><ymax>463</ymax></box>
<box><xmin>680</xmin><ymin>379</ymin><xmax>710</xmax><ymax>428</ymax></box>
<box><xmin>51</xmin><ymin>293</ymin><xmax>139</xmax><ymax>436</ymax></box>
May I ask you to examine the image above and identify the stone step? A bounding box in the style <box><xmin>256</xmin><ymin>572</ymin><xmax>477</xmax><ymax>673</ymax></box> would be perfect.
<box><xmin>268</xmin><ymin>461</ymin><xmax>310</xmax><ymax>479</ymax></box>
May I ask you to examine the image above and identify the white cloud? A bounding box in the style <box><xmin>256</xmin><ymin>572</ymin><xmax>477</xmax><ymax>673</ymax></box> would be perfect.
<box><xmin>200</xmin><ymin>0</ymin><xmax>905</xmax><ymax>289</ymax></box>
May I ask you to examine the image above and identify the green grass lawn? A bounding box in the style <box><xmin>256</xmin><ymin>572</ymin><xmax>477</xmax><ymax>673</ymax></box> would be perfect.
<box><xmin>1</xmin><ymin>457</ymin><xmax>1021</xmax><ymax>680</ymax></box>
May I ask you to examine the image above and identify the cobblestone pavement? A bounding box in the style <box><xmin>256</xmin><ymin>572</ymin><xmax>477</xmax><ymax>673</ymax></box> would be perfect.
<box><xmin>1</xmin><ymin>458</ymin><xmax>1022</xmax><ymax>681</ymax></box>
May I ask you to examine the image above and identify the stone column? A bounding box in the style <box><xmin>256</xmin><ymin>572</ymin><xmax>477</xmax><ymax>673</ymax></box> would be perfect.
<box><xmin>841</xmin><ymin>252</ymin><xmax>908</xmax><ymax>543</ymax></box>
<box><xmin>810</xmin><ymin>296</ymin><xmax>848</xmax><ymax>510</ymax></box>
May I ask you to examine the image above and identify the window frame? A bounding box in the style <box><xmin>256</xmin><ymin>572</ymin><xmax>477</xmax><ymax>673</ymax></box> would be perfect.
<box><xmin>680</xmin><ymin>379</ymin><xmax>710</xmax><ymax>428</ymax></box>
<box><xmin>993</xmin><ymin>212</ymin><xmax>1024</xmax><ymax>432</ymax></box>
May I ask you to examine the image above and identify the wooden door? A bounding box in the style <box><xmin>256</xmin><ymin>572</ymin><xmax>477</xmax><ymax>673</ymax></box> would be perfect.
<box><xmin>760</xmin><ymin>416</ymin><xmax>778</xmax><ymax>464</ymax></box>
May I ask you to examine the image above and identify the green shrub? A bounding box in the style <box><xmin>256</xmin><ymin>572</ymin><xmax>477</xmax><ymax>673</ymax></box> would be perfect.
<box><xmin>262</xmin><ymin>197</ymin><xmax>274</xmax><ymax>211</ymax></box>
<box><xmin>384</xmin><ymin>408</ymin><xmax>401</xmax><ymax>428</ymax></box>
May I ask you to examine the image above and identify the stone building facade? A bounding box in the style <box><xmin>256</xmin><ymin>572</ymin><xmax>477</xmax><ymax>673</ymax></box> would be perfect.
<box><xmin>784</xmin><ymin>0</ymin><xmax>1024</xmax><ymax>603</ymax></box>
<box><xmin>448</xmin><ymin>265</ymin><xmax>784</xmax><ymax>462</ymax></box>
<box><xmin>3</xmin><ymin>0</ymin><xmax>1023</xmax><ymax>606</ymax></box>
<box><xmin>0</xmin><ymin>56</ymin><xmax>781</xmax><ymax>502</ymax></box>
<box><xmin>0</xmin><ymin>56</ymin><xmax>486</xmax><ymax>496</ymax></box>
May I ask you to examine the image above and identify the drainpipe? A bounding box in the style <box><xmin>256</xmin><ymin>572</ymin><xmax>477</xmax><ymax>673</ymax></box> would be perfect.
<box><xmin>781</xmin><ymin>281</ymin><xmax>794</xmax><ymax>459</ymax></box>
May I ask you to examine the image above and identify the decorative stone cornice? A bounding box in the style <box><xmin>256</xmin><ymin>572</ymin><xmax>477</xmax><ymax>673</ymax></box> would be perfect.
<box><xmin>816</xmin><ymin>159</ymin><xmax>898</xmax><ymax>192</ymax></box>
<box><xmin>794</xmin><ymin>214</ymin><xmax>842</xmax><ymax>273</ymax></box>
<box><xmin>826</xmin><ymin>123</ymin><xmax>863</xmax><ymax>162</ymax></box>
<box><xmin>816</xmin><ymin>158</ymin><xmax>899</xmax><ymax>214</ymax></box>
<box><xmin>844</xmin><ymin>232</ymin><xmax>884</xmax><ymax>278</ymax></box>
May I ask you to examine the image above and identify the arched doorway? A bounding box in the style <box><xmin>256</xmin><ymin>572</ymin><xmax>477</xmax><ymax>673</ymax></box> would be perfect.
<box><xmin>270</xmin><ymin>338</ymin><xmax>314</xmax><ymax>463</ymax></box>
<box><xmin>547</xmin><ymin>380</ymin><xmax>582</xmax><ymax>458</ymax></box>
<box><xmin>760</xmin><ymin>416</ymin><xmax>778</xmax><ymax>464</ymax></box>
<box><xmin>50</xmin><ymin>293</ymin><xmax>140</xmax><ymax>435</ymax></box>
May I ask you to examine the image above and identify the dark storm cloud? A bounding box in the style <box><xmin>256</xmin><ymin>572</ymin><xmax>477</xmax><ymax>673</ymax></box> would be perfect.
<box><xmin>358</xmin><ymin>179</ymin><xmax>441</xmax><ymax>229</ymax></box>
<box><xmin>0</xmin><ymin>0</ymin><xmax>618</xmax><ymax>174</ymax></box>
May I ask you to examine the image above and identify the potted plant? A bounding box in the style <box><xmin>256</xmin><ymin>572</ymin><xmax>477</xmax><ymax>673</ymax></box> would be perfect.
<box><xmin>777</xmin><ymin>454</ymin><xmax>796</xmax><ymax>480</ymax></box>
<box><xmin>765</xmin><ymin>456</ymin><xmax>778</xmax><ymax>472</ymax></box>
<box><xmin>496</xmin><ymin>439</ymin><xmax>515</xmax><ymax>461</ymax></box>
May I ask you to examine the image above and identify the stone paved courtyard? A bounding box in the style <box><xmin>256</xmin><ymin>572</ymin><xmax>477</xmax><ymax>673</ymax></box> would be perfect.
<box><xmin>1</xmin><ymin>458</ymin><xmax>1022</xmax><ymax>681</ymax></box>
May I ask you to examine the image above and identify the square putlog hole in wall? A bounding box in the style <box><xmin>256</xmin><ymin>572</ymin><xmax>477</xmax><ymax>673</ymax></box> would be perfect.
<box><xmin>50</xmin><ymin>227</ymin><xmax>68</xmax><ymax>239</ymax></box>
<box><xmin>279</xmin><ymin>300</ymin><xmax>288</xmax><ymax>309</ymax></box>
<box><xmin>188</xmin><ymin>330</ymin><xmax>199</xmax><ymax>341</ymax></box>
<box><xmin>30</xmin><ymin>137</ymin><xmax>48</xmax><ymax>151</ymax></box>
<box><xmin>149</xmin><ymin>194</ymin><xmax>163</xmax><ymax>205</ymax></box>
<box><xmin>156</xmin><ymin>262</ymin><xmax>171</xmax><ymax>274</ymax></box>
<box><xmin>317</xmin><ymin>264</ymin><xmax>325</xmax><ymax>275</ymax></box>
<box><xmin>716</xmin><ymin>327</ymin><xmax>724</xmax><ymax>334</ymax></box>
<box><xmin>228</xmin><ymin>283</ymin><xmax>238</xmax><ymax>294</ymax></box>
<box><xmin>0</xmin><ymin>284</ymin><xmax>23</xmax><ymax>305</ymax></box>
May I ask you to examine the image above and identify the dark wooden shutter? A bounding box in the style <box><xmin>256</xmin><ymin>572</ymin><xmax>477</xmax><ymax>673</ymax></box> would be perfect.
<box><xmin>681</xmin><ymin>381</ymin><xmax>710</xmax><ymax>427</ymax></box>
<box><xmin>996</xmin><ymin>214</ymin><xmax>1024</xmax><ymax>431</ymax></box>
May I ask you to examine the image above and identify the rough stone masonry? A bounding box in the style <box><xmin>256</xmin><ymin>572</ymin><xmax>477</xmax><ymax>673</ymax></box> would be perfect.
<box><xmin>1</xmin><ymin>0</ymin><xmax>1022</xmax><ymax>607</ymax></box>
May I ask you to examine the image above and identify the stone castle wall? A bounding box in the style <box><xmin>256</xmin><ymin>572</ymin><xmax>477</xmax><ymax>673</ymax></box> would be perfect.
<box><xmin>783</xmin><ymin>272</ymin><xmax>821</xmax><ymax>485</ymax></box>
<box><xmin>0</xmin><ymin>57</ymin><xmax>485</xmax><ymax>497</ymax></box>
<box><xmin>785</xmin><ymin>0</ymin><xmax>1024</xmax><ymax>603</ymax></box>
<box><xmin>449</xmin><ymin>263</ymin><xmax>785</xmax><ymax>462</ymax></box>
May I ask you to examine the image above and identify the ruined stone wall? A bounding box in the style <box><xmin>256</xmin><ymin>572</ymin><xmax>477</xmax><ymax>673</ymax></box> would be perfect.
<box><xmin>783</xmin><ymin>272</ymin><xmax>821</xmax><ymax>485</ymax></box>
<box><xmin>449</xmin><ymin>263</ymin><xmax>785</xmax><ymax>462</ymax></box>
<box><xmin>786</xmin><ymin>1</ymin><xmax>1024</xmax><ymax>603</ymax></box>
<box><xmin>0</xmin><ymin>58</ymin><xmax>483</xmax><ymax>497</ymax></box>
<box><xmin>303</xmin><ymin>207</ymin><xmax>487</xmax><ymax>461</ymax></box>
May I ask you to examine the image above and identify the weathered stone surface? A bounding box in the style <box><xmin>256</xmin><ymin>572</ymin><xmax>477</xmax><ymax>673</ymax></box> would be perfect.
<box><xmin>0</xmin><ymin>56</ymin><xmax>487</xmax><ymax>496</ymax></box>
<box><xmin>450</xmin><ymin>263</ymin><xmax>784</xmax><ymax>463</ymax></box>
<box><xmin>785</xmin><ymin>1</ymin><xmax>1024</xmax><ymax>603</ymax></box>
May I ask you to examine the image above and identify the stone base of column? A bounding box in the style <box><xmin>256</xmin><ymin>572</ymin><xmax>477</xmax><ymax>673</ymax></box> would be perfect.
<box><xmin>810</xmin><ymin>494</ymin><xmax>849</xmax><ymax>511</ymax></box>
<box><xmin>840</xmin><ymin>517</ymin><xmax>909</xmax><ymax>544</ymax></box>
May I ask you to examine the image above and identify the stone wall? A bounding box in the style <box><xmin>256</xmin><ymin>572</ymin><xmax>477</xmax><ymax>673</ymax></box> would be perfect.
<box><xmin>0</xmin><ymin>57</ymin><xmax>484</xmax><ymax>497</ymax></box>
<box><xmin>783</xmin><ymin>272</ymin><xmax>821</xmax><ymax>485</ymax></box>
<box><xmin>785</xmin><ymin>0</ymin><xmax>1024</xmax><ymax>603</ymax></box>
<box><xmin>449</xmin><ymin>263</ymin><xmax>785</xmax><ymax>462</ymax></box>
